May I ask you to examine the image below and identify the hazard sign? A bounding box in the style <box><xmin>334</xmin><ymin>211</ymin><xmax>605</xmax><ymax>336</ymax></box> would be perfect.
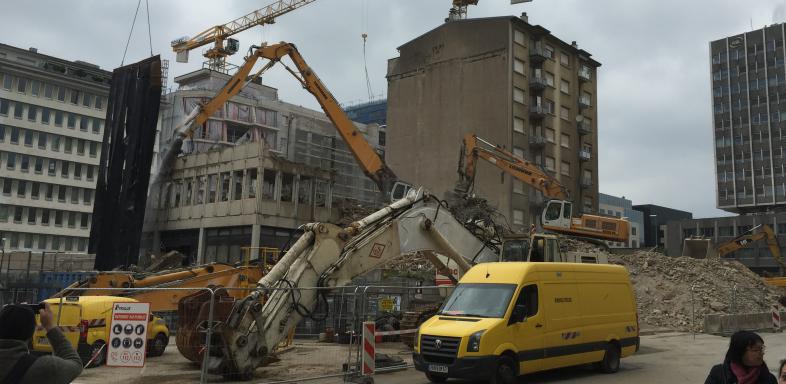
<box><xmin>107</xmin><ymin>302</ymin><xmax>149</xmax><ymax>367</ymax></box>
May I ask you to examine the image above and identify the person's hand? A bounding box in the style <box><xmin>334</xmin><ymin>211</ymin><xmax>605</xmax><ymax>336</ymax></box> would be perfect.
<box><xmin>39</xmin><ymin>302</ymin><xmax>56</xmax><ymax>331</ymax></box>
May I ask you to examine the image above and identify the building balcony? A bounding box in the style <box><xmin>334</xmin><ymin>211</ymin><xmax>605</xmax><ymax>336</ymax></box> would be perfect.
<box><xmin>577</xmin><ymin>120</ymin><xmax>592</xmax><ymax>135</ymax></box>
<box><xmin>529</xmin><ymin>135</ymin><xmax>547</xmax><ymax>148</ymax></box>
<box><xmin>578</xmin><ymin>96</ymin><xmax>591</xmax><ymax>110</ymax></box>
<box><xmin>578</xmin><ymin>66</ymin><xmax>592</xmax><ymax>82</ymax></box>
<box><xmin>530</xmin><ymin>105</ymin><xmax>548</xmax><ymax>119</ymax></box>
<box><xmin>530</xmin><ymin>45</ymin><xmax>547</xmax><ymax>64</ymax></box>
<box><xmin>580</xmin><ymin>177</ymin><xmax>593</xmax><ymax>188</ymax></box>
<box><xmin>579</xmin><ymin>150</ymin><xmax>592</xmax><ymax>161</ymax></box>
<box><xmin>529</xmin><ymin>76</ymin><xmax>548</xmax><ymax>91</ymax></box>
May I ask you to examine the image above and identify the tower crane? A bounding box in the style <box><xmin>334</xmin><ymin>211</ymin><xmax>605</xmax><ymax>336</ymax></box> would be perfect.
<box><xmin>448</xmin><ymin>0</ymin><xmax>479</xmax><ymax>21</ymax></box>
<box><xmin>170</xmin><ymin>0</ymin><xmax>317</xmax><ymax>72</ymax></box>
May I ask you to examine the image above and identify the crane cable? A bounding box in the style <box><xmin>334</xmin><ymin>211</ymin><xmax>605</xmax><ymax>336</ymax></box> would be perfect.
<box><xmin>120</xmin><ymin>0</ymin><xmax>155</xmax><ymax>66</ymax></box>
<box><xmin>361</xmin><ymin>0</ymin><xmax>373</xmax><ymax>100</ymax></box>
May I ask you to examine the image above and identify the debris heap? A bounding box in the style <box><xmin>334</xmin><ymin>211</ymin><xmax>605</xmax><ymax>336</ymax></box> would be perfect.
<box><xmin>609</xmin><ymin>251</ymin><xmax>783</xmax><ymax>332</ymax></box>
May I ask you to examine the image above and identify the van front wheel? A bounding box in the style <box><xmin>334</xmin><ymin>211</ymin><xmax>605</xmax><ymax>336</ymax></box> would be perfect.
<box><xmin>597</xmin><ymin>343</ymin><xmax>620</xmax><ymax>373</ymax></box>
<box><xmin>489</xmin><ymin>356</ymin><xmax>517</xmax><ymax>384</ymax></box>
<box><xmin>425</xmin><ymin>372</ymin><xmax>448</xmax><ymax>383</ymax></box>
<box><xmin>86</xmin><ymin>341</ymin><xmax>107</xmax><ymax>368</ymax></box>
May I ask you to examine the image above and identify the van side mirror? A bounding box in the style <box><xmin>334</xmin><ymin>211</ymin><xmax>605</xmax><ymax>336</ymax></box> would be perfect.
<box><xmin>510</xmin><ymin>304</ymin><xmax>527</xmax><ymax>323</ymax></box>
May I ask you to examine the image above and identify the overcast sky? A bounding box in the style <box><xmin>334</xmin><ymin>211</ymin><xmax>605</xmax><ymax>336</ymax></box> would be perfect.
<box><xmin>4</xmin><ymin>0</ymin><xmax>786</xmax><ymax>218</ymax></box>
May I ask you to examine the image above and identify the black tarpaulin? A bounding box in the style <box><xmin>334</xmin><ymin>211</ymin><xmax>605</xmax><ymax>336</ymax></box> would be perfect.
<box><xmin>90</xmin><ymin>56</ymin><xmax>161</xmax><ymax>270</ymax></box>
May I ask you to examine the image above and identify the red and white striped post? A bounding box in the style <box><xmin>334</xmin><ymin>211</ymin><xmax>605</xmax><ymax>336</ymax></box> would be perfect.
<box><xmin>362</xmin><ymin>321</ymin><xmax>375</xmax><ymax>376</ymax></box>
<box><xmin>773</xmin><ymin>305</ymin><xmax>781</xmax><ymax>332</ymax></box>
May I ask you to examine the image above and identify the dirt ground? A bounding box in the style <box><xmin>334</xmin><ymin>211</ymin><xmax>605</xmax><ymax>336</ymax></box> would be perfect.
<box><xmin>72</xmin><ymin>337</ymin><xmax>413</xmax><ymax>384</ymax></box>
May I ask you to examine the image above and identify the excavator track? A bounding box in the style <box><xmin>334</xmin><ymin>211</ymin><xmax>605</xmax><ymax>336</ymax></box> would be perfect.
<box><xmin>399</xmin><ymin>303</ymin><xmax>441</xmax><ymax>348</ymax></box>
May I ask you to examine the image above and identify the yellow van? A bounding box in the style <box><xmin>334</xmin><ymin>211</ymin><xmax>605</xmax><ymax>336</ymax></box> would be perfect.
<box><xmin>31</xmin><ymin>296</ymin><xmax>170</xmax><ymax>366</ymax></box>
<box><xmin>413</xmin><ymin>262</ymin><xmax>639</xmax><ymax>383</ymax></box>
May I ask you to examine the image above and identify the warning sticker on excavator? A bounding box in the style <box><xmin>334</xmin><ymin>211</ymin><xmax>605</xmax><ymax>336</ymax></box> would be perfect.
<box><xmin>369</xmin><ymin>243</ymin><xmax>386</xmax><ymax>258</ymax></box>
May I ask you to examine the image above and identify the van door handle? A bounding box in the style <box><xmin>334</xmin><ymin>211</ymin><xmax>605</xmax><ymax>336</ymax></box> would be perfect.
<box><xmin>535</xmin><ymin>323</ymin><xmax>543</xmax><ymax>328</ymax></box>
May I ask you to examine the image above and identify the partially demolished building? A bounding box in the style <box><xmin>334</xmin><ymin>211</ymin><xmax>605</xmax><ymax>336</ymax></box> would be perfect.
<box><xmin>143</xmin><ymin>69</ymin><xmax>383</xmax><ymax>264</ymax></box>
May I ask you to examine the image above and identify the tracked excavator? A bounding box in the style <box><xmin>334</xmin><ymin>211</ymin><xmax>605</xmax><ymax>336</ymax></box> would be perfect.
<box><xmin>202</xmin><ymin>188</ymin><xmax>604</xmax><ymax>380</ymax></box>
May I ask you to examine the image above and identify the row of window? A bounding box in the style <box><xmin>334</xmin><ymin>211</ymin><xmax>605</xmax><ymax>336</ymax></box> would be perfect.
<box><xmin>513</xmin><ymin>30</ymin><xmax>574</xmax><ymax>69</ymax></box>
<box><xmin>160</xmin><ymin>169</ymin><xmax>331</xmax><ymax>210</ymax></box>
<box><xmin>0</xmin><ymin>204</ymin><xmax>91</xmax><ymax>229</ymax></box>
<box><xmin>1</xmin><ymin>177</ymin><xmax>94</xmax><ymax>205</ymax></box>
<box><xmin>1</xmin><ymin>151</ymin><xmax>97</xmax><ymax>181</ymax></box>
<box><xmin>0</xmin><ymin>126</ymin><xmax>100</xmax><ymax>158</ymax></box>
<box><xmin>0</xmin><ymin>99</ymin><xmax>104</xmax><ymax>135</ymax></box>
<box><xmin>1</xmin><ymin>72</ymin><xmax>105</xmax><ymax>111</ymax></box>
<box><xmin>1</xmin><ymin>231</ymin><xmax>88</xmax><ymax>252</ymax></box>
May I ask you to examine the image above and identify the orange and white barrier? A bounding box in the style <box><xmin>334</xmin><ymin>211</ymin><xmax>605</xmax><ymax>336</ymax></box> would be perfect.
<box><xmin>362</xmin><ymin>322</ymin><xmax>375</xmax><ymax>376</ymax></box>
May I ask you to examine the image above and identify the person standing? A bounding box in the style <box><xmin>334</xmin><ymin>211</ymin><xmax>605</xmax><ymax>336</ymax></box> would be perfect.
<box><xmin>778</xmin><ymin>360</ymin><xmax>786</xmax><ymax>384</ymax></box>
<box><xmin>0</xmin><ymin>303</ymin><xmax>83</xmax><ymax>384</ymax></box>
<box><xmin>705</xmin><ymin>330</ymin><xmax>777</xmax><ymax>384</ymax></box>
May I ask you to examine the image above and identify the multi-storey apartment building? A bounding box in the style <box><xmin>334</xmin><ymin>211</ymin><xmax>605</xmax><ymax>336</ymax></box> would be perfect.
<box><xmin>387</xmin><ymin>14</ymin><xmax>600</xmax><ymax>231</ymax></box>
<box><xmin>711</xmin><ymin>24</ymin><xmax>786</xmax><ymax>213</ymax></box>
<box><xmin>599</xmin><ymin>193</ymin><xmax>643</xmax><ymax>249</ymax></box>
<box><xmin>0</xmin><ymin>43</ymin><xmax>110</xmax><ymax>252</ymax></box>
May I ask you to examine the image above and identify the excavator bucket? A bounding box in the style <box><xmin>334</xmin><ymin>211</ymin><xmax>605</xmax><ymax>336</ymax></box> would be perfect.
<box><xmin>682</xmin><ymin>237</ymin><xmax>716</xmax><ymax>259</ymax></box>
<box><xmin>176</xmin><ymin>288</ymin><xmax>237</xmax><ymax>362</ymax></box>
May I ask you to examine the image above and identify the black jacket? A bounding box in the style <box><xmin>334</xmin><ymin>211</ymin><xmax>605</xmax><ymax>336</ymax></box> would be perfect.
<box><xmin>704</xmin><ymin>362</ymin><xmax>777</xmax><ymax>384</ymax></box>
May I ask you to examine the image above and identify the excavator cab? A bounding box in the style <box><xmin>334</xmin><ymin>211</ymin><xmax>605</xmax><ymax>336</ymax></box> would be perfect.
<box><xmin>501</xmin><ymin>234</ymin><xmax>562</xmax><ymax>262</ymax></box>
<box><xmin>542</xmin><ymin>200</ymin><xmax>572</xmax><ymax>230</ymax></box>
<box><xmin>390</xmin><ymin>181</ymin><xmax>414</xmax><ymax>202</ymax></box>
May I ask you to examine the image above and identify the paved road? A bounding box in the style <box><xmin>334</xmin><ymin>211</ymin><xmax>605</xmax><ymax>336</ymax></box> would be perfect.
<box><xmin>355</xmin><ymin>332</ymin><xmax>786</xmax><ymax>384</ymax></box>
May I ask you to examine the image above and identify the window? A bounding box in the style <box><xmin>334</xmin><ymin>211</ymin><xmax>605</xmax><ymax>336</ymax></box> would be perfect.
<box><xmin>67</xmin><ymin>113</ymin><xmax>75</xmax><ymax>129</ymax></box>
<box><xmin>34</xmin><ymin>157</ymin><xmax>42</xmax><ymax>173</ymax></box>
<box><xmin>82</xmin><ymin>93</ymin><xmax>92</xmax><ymax>108</ymax></box>
<box><xmin>57</xmin><ymin>86</ymin><xmax>66</xmax><ymax>102</ymax></box>
<box><xmin>38</xmin><ymin>133</ymin><xmax>47</xmax><ymax>149</ymax></box>
<box><xmin>45</xmin><ymin>184</ymin><xmax>53</xmax><ymax>200</ymax></box>
<box><xmin>80</xmin><ymin>213</ymin><xmax>89</xmax><ymax>229</ymax></box>
<box><xmin>55</xmin><ymin>210</ymin><xmax>63</xmax><ymax>226</ymax></box>
<box><xmin>41</xmin><ymin>209</ymin><xmax>49</xmax><ymax>225</ymax></box>
<box><xmin>17</xmin><ymin>77</ymin><xmax>27</xmax><ymax>93</ymax></box>
<box><xmin>30</xmin><ymin>80</ymin><xmax>39</xmax><ymax>97</ymax></box>
<box><xmin>73</xmin><ymin>163</ymin><xmax>81</xmax><ymax>179</ymax></box>
<box><xmin>67</xmin><ymin>212</ymin><xmax>76</xmax><ymax>228</ymax></box>
<box><xmin>70</xmin><ymin>89</ymin><xmax>80</xmax><ymax>105</ymax></box>
<box><xmin>544</xmin><ymin>44</ymin><xmax>554</xmax><ymax>59</ymax></box>
<box><xmin>52</xmin><ymin>236</ymin><xmax>60</xmax><ymax>249</ymax></box>
<box><xmin>207</xmin><ymin>174</ymin><xmax>217</xmax><ymax>202</ymax></box>
<box><xmin>513</xmin><ymin>209</ymin><xmax>525</xmax><ymax>225</ymax></box>
<box><xmin>560</xmin><ymin>52</ymin><xmax>570</xmax><ymax>66</ymax></box>
<box><xmin>514</xmin><ymin>59</ymin><xmax>525</xmax><ymax>75</ymax></box>
<box><xmin>220</xmin><ymin>173</ymin><xmax>231</xmax><ymax>201</ymax></box>
<box><xmin>10</xmin><ymin>127</ymin><xmax>19</xmax><ymax>143</ymax></box>
<box><xmin>2</xmin><ymin>73</ymin><xmax>11</xmax><ymax>90</ymax></box>
<box><xmin>514</xmin><ymin>284</ymin><xmax>539</xmax><ymax>318</ymax></box>
<box><xmin>0</xmin><ymin>99</ymin><xmax>8</xmax><ymax>115</ymax></box>
<box><xmin>544</xmin><ymin>72</ymin><xmax>554</xmax><ymax>87</ymax></box>
<box><xmin>560</xmin><ymin>106</ymin><xmax>570</xmax><ymax>120</ymax></box>
<box><xmin>560</xmin><ymin>133</ymin><xmax>570</xmax><ymax>148</ymax></box>
<box><xmin>54</xmin><ymin>110</ymin><xmax>63</xmax><ymax>126</ymax></box>
<box><xmin>27</xmin><ymin>105</ymin><xmax>37</xmax><ymax>122</ymax></box>
<box><xmin>233</xmin><ymin>171</ymin><xmax>243</xmax><ymax>200</ymax></box>
<box><xmin>0</xmin><ymin>125</ymin><xmax>4</xmax><ymax>142</ymax></box>
<box><xmin>13</xmin><ymin>102</ymin><xmax>23</xmax><ymax>119</ymax></box>
<box><xmin>514</xmin><ymin>30</ymin><xmax>525</xmax><ymax>45</ymax></box>
<box><xmin>513</xmin><ymin>179</ymin><xmax>524</xmax><ymax>194</ymax></box>
<box><xmin>86</xmin><ymin>165</ymin><xmax>94</xmax><ymax>181</ymax></box>
<box><xmin>57</xmin><ymin>186</ymin><xmax>66</xmax><ymax>202</ymax></box>
<box><xmin>298</xmin><ymin>176</ymin><xmax>312</xmax><ymax>204</ymax></box>
<box><xmin>6</xmin><ymin>153</ymin><xmax>15</xmax><ymax>169</ymax></box>
<box><xmin>41</xmin><ymin>108</ymin><xmax>50</xmax><ymax>124</ymax></box>
<box><xmin>24</xmin><ymin>130</ymin><xmax>33</xmax><ymax>146</ymax></box>
<box><xmin>281</xmin><ymin>173</ymin><xmax>294</xmax><ymax>202</ymax></box>
<box><xmin>95</xmin><ymin>96</ymin><xmax>103</xmax><ymax>110</ymax></box>
<box><xmin>262</xmin><ymin>170</ymin><xmax>276</xmax><ymax>200</ymax></box>
<box><xmin>17</xmin><ymin>180</ymin><xmax>26</xmax><ymax>197</ymax></box>
<box><xmin>1</xmin><ymin>179</ymin><xmax>10</xmax><ymax>194</ymax></box>
<box><xmin>64</xmin><ymin>137</ymin><xmax>72</xmax><ymax>153</ymax></box>
<box><xmin>47</xmin><ymin>159</ymin><xmax>56</xmax><ymax>176</ymax></box>
<box><xmin>80</xmin><ymin>116</ymin><xmax>88</xmax><ymax>131</ymax></box>
<box><xmin>27</xmin><ymin>208</ymin><xmax>36</xmax><ymax>224</ymax></box>
<box><xmin>513</xmin><ymin>146</ymin><xmax>525</xmax><ymax>159</ymax></box>
<box><xmin>513</xmin><ymin>87</ymin><xmax>525</xmax><ymax>104</ymax></box>
<box><xmin>545</xmin><ymin>128</ymin><xmax>555</xmax><ymax>143</ymax></box>
<box><xmin>514</xmin><ymin>117</ymin><xmax>525</xmax><ymax>133</ymax></box>
<box><xmin>31</xmin><ymin>182</ymin><xmax>39</xmax><ymax>198</ymax></box>
<box><xmin>14</xmin><ymin>207</ymin><xmax>23</xmax><ymax>223</ymax></box>
<box><xmin>89</xmin><ymin>141</ymin><xmax>97</xmax><ymax>157</ymax></box>
<box><xmin>545</xmin><ymin>156</ymin><xmax>555</xmax><ymax>172</ymax></box>
<box><xmin>195</xmin><ymin>176</ymin><xmax>206</xmax><ymax>204</ymax></box>
<box><xmin>92</xmin><ymin>118</ymin><xmax>101</xmax><ymax>133</ymax></box>
<box><xmin>61</xmin><ymin>161</ymin><xmax>69</xmax><ymax>177</ymax></box>
<box><xmin>20</xmin><ymin>155</ymin><xmax>29</xmax><ymax>172</ymax></box>
<box><xmin>246</xmin><ymin>169</ymin><xmax>257</xmax><ymax>199</ymax></box>
<box><xmin>560</xmin><ymin>161</ymin><xmax>570</xmax><ymax>176</ymax></box>
<box><xmin>560</xmin><ymin>79</ymin><xmax>569</xmax><ymax>94</ymax></box>
<box><xmin>44</xmin><ymin>83</ymin><xmax>53</xmax><ymax>98</ymax></box>
<box><xmin>77</xmin><ymin>139</ymin><xmax>85</xmax><ymax>155</ymax></box>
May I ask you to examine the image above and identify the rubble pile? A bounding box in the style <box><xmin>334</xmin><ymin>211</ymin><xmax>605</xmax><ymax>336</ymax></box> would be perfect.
<box><xmin>609</xmin><ymin>251</ymin><xmax>783</xmax><ymax>331</ymax></box>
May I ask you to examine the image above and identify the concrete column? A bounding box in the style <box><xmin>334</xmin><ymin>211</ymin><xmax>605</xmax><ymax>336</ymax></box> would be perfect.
<box><xmin>251</xmin><ymin>224</ymin><xmax>261</xmax><ymax>261</ymax></box>
<box><xmin>152</xmin><ymin>230</ymin><xmax>161</xmax><ymax>254</ymax></box>
<box><xmin>196</xmin><ymin>226</ymin><xmax>206</xmax><ymax>265</ymax></box>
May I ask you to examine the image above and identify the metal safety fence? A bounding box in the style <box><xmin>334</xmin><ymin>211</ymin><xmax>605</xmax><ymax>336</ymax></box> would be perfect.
<box><xmin>6</xmin><ymin>283</ymin><xmax>449</xmax><ymax>383</ymax></box>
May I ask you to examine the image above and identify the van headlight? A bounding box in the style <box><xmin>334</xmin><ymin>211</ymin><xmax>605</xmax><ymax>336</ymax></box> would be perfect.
<box><xmin>467</xmin><ymin>330</ymin><xmax>485</xmax><ymax>352</ymax></box>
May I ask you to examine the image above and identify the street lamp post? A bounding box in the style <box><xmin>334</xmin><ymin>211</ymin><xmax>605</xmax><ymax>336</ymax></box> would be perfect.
<box><xmin>650</xmin><ymin>214</ymin><xmax>658</xmax><ymax>250</ymax></box>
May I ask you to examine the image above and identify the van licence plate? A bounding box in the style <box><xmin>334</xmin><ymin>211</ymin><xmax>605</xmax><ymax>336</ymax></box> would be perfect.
<box><xmin>37</xmin><ymin>337</ymin><xmax>49</xmax><ymax>346</ymax></box>
<box><xmin>428</xmin><ymin>364</ymin><xmax>448</xmax><ymax>373</ymax></box>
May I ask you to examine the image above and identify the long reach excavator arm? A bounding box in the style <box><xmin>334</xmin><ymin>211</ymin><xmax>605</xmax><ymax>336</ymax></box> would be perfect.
<box><xmin>207</xmin><ymin>188</ymin><xmax>499</xmax><ymax>379</ymax></box>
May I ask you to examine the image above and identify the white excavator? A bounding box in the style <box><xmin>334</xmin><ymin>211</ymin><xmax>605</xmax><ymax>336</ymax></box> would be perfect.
<box><xmin>205</xmin><ymin>188</ymin><xmax>599</xmax><ymax>380</ymax></box>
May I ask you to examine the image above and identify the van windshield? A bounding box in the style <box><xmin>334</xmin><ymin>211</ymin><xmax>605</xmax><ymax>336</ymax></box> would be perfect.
<box><xmin>439</xmin><ymin>283</ymin><xmax>516</xmax><ymax>318</ymax></box>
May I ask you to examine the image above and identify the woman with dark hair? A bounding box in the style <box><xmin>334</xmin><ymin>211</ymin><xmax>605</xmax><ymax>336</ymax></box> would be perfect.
<box><xmin>778</xmin><ymin>359</ymin><xmax>786</xmax><ymax>384</ymax></box>
<box><xmin>705</xmin><ymin>331</ymin><xmax>776</xmax><ymax>384</ymax></box>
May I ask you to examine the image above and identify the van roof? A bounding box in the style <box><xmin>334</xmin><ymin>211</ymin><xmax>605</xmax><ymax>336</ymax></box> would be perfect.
<box><xmin>43</xmin><ymin>296</ymin><xmax>139</xmax><ymax>305</ymax></box>
<box><xmin>461</xmin><ymin>262</ymin><xmax>629</xmax><ymax>284</ymax></box>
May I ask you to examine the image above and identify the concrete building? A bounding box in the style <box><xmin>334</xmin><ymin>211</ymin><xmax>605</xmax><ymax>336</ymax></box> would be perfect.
<box><xmin>0</xmin><ymin>43</ymin><xmax>110</xmax><ymax>252</ymax></box>
<box><xmin>632</xmin><ymin>204</ymin><xmax>692</xmax><ymax>249</ymax></box>
<box><xmin>665</xmin><ymin>214</ymin><xmax>786</xmax><ymax>275</ymax></box>
<box><xmin>143</xmin><ymin>69</ymin><xmax>380</xmax><ymax>263</ymax></box>
<box><xmin>387</xmin><ymin>14</ymin><xmax>601</xmax><ymax>232</ymax></box>
<box><xmin>598</xmin><ymin>193</ymin><xmax>643</xmax><ymax>248</ymax></box>
<box><xmin>710</xmin><ymin>24</ymin><xmax>786</xmax><ymax>213</ymax></box>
